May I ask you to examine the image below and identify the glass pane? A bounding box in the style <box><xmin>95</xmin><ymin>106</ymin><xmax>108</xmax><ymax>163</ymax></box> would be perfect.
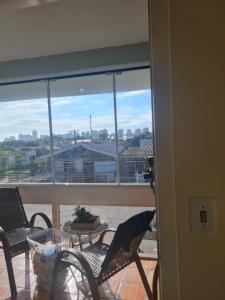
<box><xmin>0</xmin><ymin>82</ymin><xmax>51</xmax><ymax>183</ymax></box>
<box><xmin>50</xmin><ymin>74</ymin><xmax>116</xmax><ymax>183</ymax></box>
<box><xmin>24</xmin><ymin>204</ymin><xmax>52</xmax><ymax>227</ymax></box>
<box><xmin>60</xmin><ymin>205</ymin><xmax>156</xmax><ymax>255</ymax></box>
<box><xmin>116</xmin><ymin>69</ymin><xmax>152</xmax><ymax>183</ymax></box>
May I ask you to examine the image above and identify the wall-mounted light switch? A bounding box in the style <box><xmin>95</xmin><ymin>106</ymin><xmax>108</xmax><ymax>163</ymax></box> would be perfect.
<box><xmin>190</xmin><ymin>197</ymin><xmax>216</xmax><ymax>234</ymax></box>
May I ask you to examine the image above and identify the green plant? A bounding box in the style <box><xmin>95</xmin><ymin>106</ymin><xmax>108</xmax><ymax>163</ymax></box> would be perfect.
<box><xmin>72</xmin><ymin>205</ymin><xmax>95</xmax><ymax>222</ymax></box>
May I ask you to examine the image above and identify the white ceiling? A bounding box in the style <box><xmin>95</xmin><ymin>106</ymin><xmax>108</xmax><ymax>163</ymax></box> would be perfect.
<box><xmin>0</xmin><ymin>68</ymin><xmax>150</xmax><ymax>101</ymax></box>
<box><xmin>0</xmin><ymin>0</ymin><xmax>149</xmax><ymax>63</ymax></box>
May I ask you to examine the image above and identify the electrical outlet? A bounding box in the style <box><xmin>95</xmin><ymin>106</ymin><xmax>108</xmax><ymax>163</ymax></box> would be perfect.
<box><xmin>190</xmin><ymin>197</ymin><xmax>216</xmax><ymax>234</ymax></box>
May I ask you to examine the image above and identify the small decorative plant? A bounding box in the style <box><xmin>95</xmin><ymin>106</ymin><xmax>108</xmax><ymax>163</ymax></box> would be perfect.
<box><xmin>72</xmin><ymin>205</ymin><xmax>97</xmax><ymax>223</ymax></box>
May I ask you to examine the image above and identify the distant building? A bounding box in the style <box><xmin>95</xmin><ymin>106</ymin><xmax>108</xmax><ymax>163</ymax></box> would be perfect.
<box><xmin>142</xmin><ymin>127</ymin><xmax>149</xmax><ymax>134</ymax></box>
<box><xmin>81</xmin><ymin>131</ymin><xmax>91</xmax><ymax>138</ymax></box>
<box><xmin>99</xmin><ymin>129</ymin><xmax>108</xmax><ymax>140</ymax></box>
<box><xmin>135</xmin><ymin>128</ymin><xmax>142</xmax><ymax>136</ymax></box>
<box><xmin>85</xmin><ymin>131</ymin><xmax>91</xmax><ymax>138</ymax></box>
<box><xmin>18</xmin><ymin>130</ymin><xmax>38</xmax><ymax>142</ymax></box>
<box><xmin>126</xmin><ymin>129</ymin><xmax>132</xmax><ymax>138</ymax></box>
<box><xmin>52</xmin><ymin>143</ymin><xmax>121</xmax><ymax>183</ymax></box>
<box><xmin>4</xmin><ymin>136</ymin><xmax>15</xmax><ymax>142</ymax></box>
<box><xmin>62</xmin><ymin>133</ymin><xmax>73</xmax><ymax>139</ymax></box>
<box><xmin>25</xmin><ymin>150</ymin><xmax>36</xmax><ymax>165</ymax></box>
<box><xmin>32</xmin><ymin>130</ymin><xmax>37</xmax><ymax>140</ymax></box>
<box><xmin>99</xmin><ymin>129</ymin><xmax>108</xmax><ymax>135</ymax></box>
<box><xmin>118</xmin><ymin>129</ymin><xmax>124</xmax><ymax>138</ymax></box>
<box><xmin>40</xmin><ymin>134</ymin><xmax>49</xmax><ymax>139</ymax></box>
<box><xmin>140</xmin><ymin>138</ymin><xmax>152</xmax><ymax>149</ymax></box>
<box><xmin>92</xmin><ymin>130</ymin><xmax>99</xmax><ymax>140</ymax></box>
<box><xmin>18</xmin><ymin>134</ymin><xmax>33</xmax><ymax>142</ymax></box>
<box><xmin>36</xmin><ymin>142</ymin><xmax>124</xmax><ymax>183</ymax></box>
<box><xmin>120</xmin><ymin>143</ymin><xmax>153</xmax><ymax>183</ymax></box>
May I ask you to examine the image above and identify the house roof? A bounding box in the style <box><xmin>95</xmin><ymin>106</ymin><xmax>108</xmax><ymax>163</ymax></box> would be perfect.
<box><xmin>37</xmin><ymin>142</ymin><xmax>124</xmax><ymax>161</ymax></box>
<box><xmin>122</xmin><ymin>143</ymin><xmax>153</xmax><ymax>158</ymax></box>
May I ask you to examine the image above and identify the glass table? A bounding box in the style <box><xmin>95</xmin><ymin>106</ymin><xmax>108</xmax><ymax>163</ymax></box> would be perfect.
<box><xmin>63</xmin><ymin>221</ymin><xmax>108</xmax><ymax>250</ymax></box>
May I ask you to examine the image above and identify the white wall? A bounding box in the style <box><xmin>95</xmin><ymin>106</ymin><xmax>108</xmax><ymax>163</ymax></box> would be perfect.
<box><xmin>17</xmin><ymin>184</ymin><xmax>154</xmax><ymax>207</ymax></box>
<box><xmin>150</xmin><ymin>0</ymin><xmax>225</xmax><ymax>299</ymax></box>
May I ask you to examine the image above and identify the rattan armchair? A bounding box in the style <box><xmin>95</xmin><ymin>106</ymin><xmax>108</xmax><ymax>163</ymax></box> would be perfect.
<box><xmin>50</xmin><ymin>210</ymin><xmax>156</xmax><ymax>300</ymax></box>
<box><xmin>0</xmin><ymin>187</ymin><xmax>52</xmax><ymax>296</ymax></box>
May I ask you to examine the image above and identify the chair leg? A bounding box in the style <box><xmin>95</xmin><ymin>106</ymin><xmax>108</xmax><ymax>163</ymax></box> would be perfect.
<box><xmin>4</xmin><ymin>250</ymin><xmax>17</xmax><ymax>296</ymax></box>
<box><xmin>85</xmin><ymin>273</ymin><xmax>100</xmax><ymax>300</ymax></box>
<box><xmin>135</xmin><ymin>257</ymin><xmax>153</xmax><ymax>300</ymax></box>
<box><xmin>49</xmin><ymin>262</ymin><xmax>100</xmax><ymax>300</ymax></box>
<box><xmin>152</xmin><ymin>262</ymin><xmax>159</xmax><ymax>300</ymax></box>
<box><xmin>49</xmin><ymin>261</ymin><xmax>59</xmax><ymax>300</ymax></box>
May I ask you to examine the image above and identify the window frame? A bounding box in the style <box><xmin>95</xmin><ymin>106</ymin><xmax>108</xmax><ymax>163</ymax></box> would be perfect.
<box><xmin>0</xmin><ymin>65</ymin><xmax>152</xmax><ymax>186</ymax></box>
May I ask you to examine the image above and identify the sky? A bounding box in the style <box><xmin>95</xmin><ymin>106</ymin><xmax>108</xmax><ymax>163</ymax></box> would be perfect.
<box><xmin>0</xmin><ymin>89</ymin><xmax>152</xmax><ymax>141</ymax></box>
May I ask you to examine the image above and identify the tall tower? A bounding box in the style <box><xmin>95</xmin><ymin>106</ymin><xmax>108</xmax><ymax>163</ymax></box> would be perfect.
<box><xmin>32</xmin><ymin>130</ymin><xmax>37</xmax><ymax>141</ymax></box>
<box><xmin>89</xmin><ymin>114</ymin><xmax>93</xmax><ymax>141</ymax></box>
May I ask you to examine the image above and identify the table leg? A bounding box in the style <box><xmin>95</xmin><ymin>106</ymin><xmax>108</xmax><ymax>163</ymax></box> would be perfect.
<box><xmin>78</xmin><ymin>235</ymin><xmax>83</xmax><ymax>251</ymax></box>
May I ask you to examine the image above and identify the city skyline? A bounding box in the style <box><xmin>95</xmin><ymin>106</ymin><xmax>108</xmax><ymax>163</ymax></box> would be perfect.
<box><xmin>2</xmin><ymin>126</ymin><xmax>151</xmax><ymax>142</ymax></box>
<box><xmin>0</xmin><ymin>89</ymin><xmax>152</xmax><ymax>141</ymax></box>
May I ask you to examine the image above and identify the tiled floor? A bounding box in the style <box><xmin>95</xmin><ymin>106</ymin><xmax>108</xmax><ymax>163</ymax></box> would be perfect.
<box><xmin>0</xmin><ymin>250</ymin><xmax>157</xmax><ymax>300</ymax></box>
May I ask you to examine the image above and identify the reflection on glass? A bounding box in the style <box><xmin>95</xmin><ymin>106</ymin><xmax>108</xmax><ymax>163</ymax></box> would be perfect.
<box><xmin>50</xmin><ymin>75</ymin><xmax>116</xmax><ymax>183</ymax></box>
<box><xmin>60</xmin><ymin>205</ymin><xmax>156</xmax><ymax>255</ymax></box>
<box><xmin>0</xmin><ymin>82</ymin><xmax>51</xmax><ymax>183</ymax></box>
<box><xmin>0</xmin><ymin>68</ymin><xmax>152</xmax><ymax>185</ymax></box>
<box><xmin>116</xmin><ymin>69</ymin><xmax>152</xmax><ymax>183</ymax></box>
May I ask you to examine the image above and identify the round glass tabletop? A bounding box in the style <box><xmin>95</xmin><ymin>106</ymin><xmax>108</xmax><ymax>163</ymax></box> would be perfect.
<box><xmin>63</xmin><ymin>221</ymin><xmax>108</xmax><ymax>247</ymax></box>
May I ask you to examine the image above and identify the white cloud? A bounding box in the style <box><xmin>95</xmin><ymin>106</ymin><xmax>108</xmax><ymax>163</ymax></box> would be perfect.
<box><xmin>0</xmin><ymin>95</ymin><xmax>152</xmax><ymax>141</ymax></box>
<box><xmin>51</xmin><ymin>96</ymin><xmax>78</xmax><ymax>107</ymax></box>
<box><xmin>0</xmin><ymin>99</ymin><xmax>49</xmax><ymax>140</ymax></box>
<box><xmin>117</xmin><ymin>90</ymin><xmax>148</xmax><ymax>98</ymax></box>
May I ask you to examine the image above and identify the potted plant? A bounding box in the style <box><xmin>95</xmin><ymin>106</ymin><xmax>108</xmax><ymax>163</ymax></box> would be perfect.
<box><xmin>71</xmin><ymin>206</ymin><xmax>100</xmax><ymax>229</ymax></box>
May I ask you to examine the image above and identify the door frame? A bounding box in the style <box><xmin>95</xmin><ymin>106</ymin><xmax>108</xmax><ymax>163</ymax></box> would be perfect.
<box><xmin>149</xmin><ymin>0</ymin><xmax>180</xmax><ymax>299</ymax></box>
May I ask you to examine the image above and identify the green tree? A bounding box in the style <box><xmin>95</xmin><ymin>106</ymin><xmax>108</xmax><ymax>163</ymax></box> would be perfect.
<box><xmin>15</xmin><ymin>155</ymin><xmax>24</xmax><ymax>168</ymax></box>
<box><xmin>30</xmin><ymin>161</ymin><xmax>39</xmax><ymax>175</ymax></box>
<box><xmin>0</xmin><ymin>150</ymin><xmax>9</xmax><ymax>171</ymax></box>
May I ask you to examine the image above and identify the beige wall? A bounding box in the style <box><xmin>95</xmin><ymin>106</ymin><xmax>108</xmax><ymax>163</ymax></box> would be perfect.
<box><xmin>16</xmin><ymin>184</ymin><xmax>154</xmax><ymax>207</ymax></box>
<box><xmin>172</xmin><ymin>1</ymin><xmax>225</xmax><ymax>299</ymax></box>
<box><xmin>0</xmin><ymin>183</ymin><xmax>154</xmax><ymax>227</ymax></box>
<box><xmin>151</xmin><ymin>0</ymin><xmax>225</xmax><ymax>299</ymax></box>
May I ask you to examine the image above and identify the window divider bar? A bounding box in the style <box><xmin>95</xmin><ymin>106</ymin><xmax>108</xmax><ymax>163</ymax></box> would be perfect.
<box><xmin>112</xmin><ymin>73</ymin><xmax>120</xmax><ymax>184</ymax></box>
<box><xmin>47</xmin><ymin>80</ymin><xmax>55</xmax><ymax>183</ymax></box>
<box><xmin>47</xmin><ymin>80</ymin><xmax>61</xmax><ymax>228</ymax></box>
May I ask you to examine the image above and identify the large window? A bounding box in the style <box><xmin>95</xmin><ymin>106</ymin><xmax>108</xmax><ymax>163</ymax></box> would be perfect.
<box><xmin>116</xmin><ymin>69</ymin><xmax>152</xmax><ymax>183</ymax></box>
<box><xmin>0</xmin><ymin>82</ymin><xmax>50</xmax><ymax>183</ymax></box>
<box><xmin>50</xmin><ymin>75</ymin><xmax>116</xmax><ymax>183</ymax></box>
<box><xmin>0</xmin><ymin>68</ymin><xmax>152</xmax><ymax>184</ymax></box>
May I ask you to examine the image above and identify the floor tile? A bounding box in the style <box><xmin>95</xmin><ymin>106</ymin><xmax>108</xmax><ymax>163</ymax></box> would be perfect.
<box><xmin>0</xmin><ymin>255</ymin><xmax>156</xmax><ymax>300</ymax></box>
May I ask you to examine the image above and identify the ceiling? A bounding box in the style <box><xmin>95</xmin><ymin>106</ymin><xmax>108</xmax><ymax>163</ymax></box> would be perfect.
<box><xmin>0</xmin><ymin>68</ymin><xmax>150</xmax><ymax>101</ymax></box>
<box><xmin>0</xmin><ymin>0</ymin><xmax>149</xmax><ymax>63</ymax></box>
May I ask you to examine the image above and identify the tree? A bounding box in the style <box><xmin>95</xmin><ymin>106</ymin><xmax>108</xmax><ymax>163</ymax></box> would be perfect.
<box><xmin>0</xmin><ymin>150</ymin><xmax>9</xmax><ymax>171</ymax></box>
<box><xmin>30</xmin><ymin>161</ymin><xmax>39</xmax><ymax>175</ymax></box>
<box><xmin>15</xmin><ymin>155</ymin><xmax>24</xmax><ymax>169</ymax></box>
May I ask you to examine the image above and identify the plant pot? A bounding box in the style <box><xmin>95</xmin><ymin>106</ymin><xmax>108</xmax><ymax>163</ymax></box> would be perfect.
<box><xmin>70</xmin><ymin>216</ymin><xmax>100</xmax><ymax>230</ymax></box>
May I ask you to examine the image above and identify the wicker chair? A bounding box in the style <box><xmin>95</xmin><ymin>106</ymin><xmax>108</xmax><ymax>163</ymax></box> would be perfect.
<box><xmin>0</xmin><ymin>187</ymin><xmax>52</xmax><ymax>296</ymax></box>
<box><xmin>50</xmin><ymin>210</ymin><xmax>156</xmax><ymax>300</ymax></box>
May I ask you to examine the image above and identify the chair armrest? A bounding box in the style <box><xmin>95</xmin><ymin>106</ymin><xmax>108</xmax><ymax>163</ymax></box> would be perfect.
<box><xmin>0</xmin><ymin>226</ymin><xmax>9</xmax><ymax>247</ymax></box>
<box><xmin>30</xmin><ymin>213</ymin><xmax>52</xmax><ymax>228</ymax></box>
<box><xmin>55</xmin><ymin>249</ymin><xmax>96</xmax><ymax>281</ymax></box>
<box><xmin>98</xmin><ymin>228</ymin><xmax>116</xmax><ymax>244</ymax></box>
<box><xmin>50</xmin><ymin>249</ymin><xmax>98</xmax><ymax>300</ymax></box>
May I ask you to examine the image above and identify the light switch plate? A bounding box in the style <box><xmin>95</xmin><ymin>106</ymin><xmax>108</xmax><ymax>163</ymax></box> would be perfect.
<box><xmin>190</xmin><ymin>197</ymin><xmax>216</xmax><ymax>234</ymax></box>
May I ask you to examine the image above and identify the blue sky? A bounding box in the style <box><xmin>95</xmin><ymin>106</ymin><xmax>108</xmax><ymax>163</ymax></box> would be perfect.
<box><xmin>0</xmin><ymin>90</ymin><xmax>152</xmax><ymax>141</ymax></box>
